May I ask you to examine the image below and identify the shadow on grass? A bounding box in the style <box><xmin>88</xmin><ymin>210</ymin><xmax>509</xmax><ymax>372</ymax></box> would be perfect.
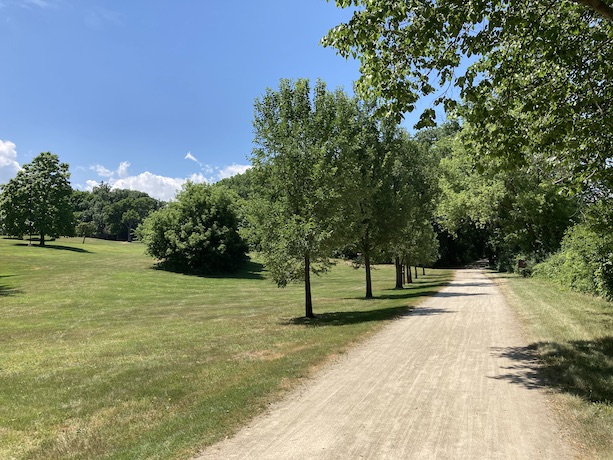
<box><xmin>0</xmin><ymin>275</ymin><xmax>21</xmax><ymax>297</ymax></box>
<box><xmin>152</xmin><ymin>259</ymin><xmax>265</xmax><ymax>280</ymax></box>
<box><xmin>492</xmin><ymin>337</ymin><xmax>613</xmax><ymax>404</ymax></box>
<box><xmin>13</xmin><ymin>242</ymin><xmax>92</xmax><ymax>254</ymax></box>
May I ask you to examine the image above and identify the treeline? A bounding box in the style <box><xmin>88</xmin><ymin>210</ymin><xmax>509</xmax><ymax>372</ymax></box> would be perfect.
<box><xmin>73</xmin><ymin>183</ymin><xmax>162</xmax><ymax>242</ymax></box>
<box><xmin>0</xmin><ymin>152</ymin><xmax>163</xmax><ymax>244</ymax></box>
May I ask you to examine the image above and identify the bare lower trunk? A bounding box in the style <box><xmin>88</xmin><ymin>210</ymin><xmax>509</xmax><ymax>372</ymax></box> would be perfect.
<box><xmin>407</xmin><ymin>261</ymin><xmax>413</xmax><ymax>284</ymax></box>
<box><xmin>365</xmin><ymin>251</ymin><xmax>373</xmax><ymax>299</ymax></box>
<box><xmin>304</xmin><ymin>254</ymin><xmax>314</xmax><ymax>318</ymax></box>
<box><xmin>395</xmin><ymin>256</ymin><xmax>403</xmax><ymax>289</ymax></box>
<box><xmin>39</xmin><ymin>233</ymin><xmax>45</xmax><ymax>246</ymax></box>
<box><xmin>422</xmin><ymin>265</ymin><xmax>426</xmax><ymax>276</ymax></box>
<box><xmin>414</xmin><ymin>265</ymin><xmax>418</xmax><ymax>280</ymax></box>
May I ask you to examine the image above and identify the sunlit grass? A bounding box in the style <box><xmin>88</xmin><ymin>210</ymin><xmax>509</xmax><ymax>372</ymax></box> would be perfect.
<box><xmin>0</xmin><ymin>237</ymin><xmax>452</xmax><ymax>460</ymax></box>
<box><xmin>491</xmin><ymin>272</ymin><xmax>613</xmax><ymax>459</ymax></box>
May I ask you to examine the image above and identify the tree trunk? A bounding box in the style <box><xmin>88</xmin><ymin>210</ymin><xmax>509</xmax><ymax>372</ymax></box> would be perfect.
<box><xmin>395</xmin><ymin>256</ymin><xmax>403</xmax><ymax>289</ymax></box>
<box><xmin>414</xmin><ymin>265</ymin><xmax>418</xmax><ymax>279</ymax></box>
<box><xmin>39</xmin><ymin>233</ymin><xmax>45</xmax><ymax>246</ymax></box>
<box><xmin>422</xmin><ymin>265</ymin><xmax>426</xmax><ymax>276</ymax></box>
<box><xmin>304</xmin><ymin>254</ymin><xmax>314</xmax><ymax>318</ymax></box>
<box><xmin>407</xmin><ymin>260</ymin><xmax>413</xmax><ymax>283</ymax></box>
<box><xmin>365</xmin><ymin>251</ymin><xmax>373</xmax><ymax>299</ymax></box>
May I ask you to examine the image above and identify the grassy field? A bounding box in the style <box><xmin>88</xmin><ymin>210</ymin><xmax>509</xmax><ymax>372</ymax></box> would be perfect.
<box><xmin>0</xmin><ymin>237</ymin><xmax>452</xmax><ymax>460</ymax></box>
<box><xmin>491</xmin><ymin>273</ymin><xmax>613</xmax><ymax>459</ymax></box>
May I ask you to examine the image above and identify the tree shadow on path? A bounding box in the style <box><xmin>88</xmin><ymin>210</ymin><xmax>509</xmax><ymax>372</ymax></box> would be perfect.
<box><xmin>492</xmin><ymin>337</ymin><xmax>613</xmax><ymax>403</ymax></box>
<box><xmin>288</xmin><ymin>305</ymin><xmax>455</xmax><ymax>327</ymax></box>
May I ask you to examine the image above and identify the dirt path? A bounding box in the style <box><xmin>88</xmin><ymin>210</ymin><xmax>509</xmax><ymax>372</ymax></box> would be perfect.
<box><xmin>195</xmin><ymin>269</ymin><xmax>572</xmax><ymax>459</ymax></box>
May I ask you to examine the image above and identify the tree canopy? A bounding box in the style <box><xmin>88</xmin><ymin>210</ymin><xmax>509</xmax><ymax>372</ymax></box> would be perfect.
<box><xmin>323</xmin><ymin>0</ymin><xmax>613</xmax><ymax>192</ymax></box>
<box><xmin>0</xmin><ymin>152</ymin><xmax>73</xmax><ymax>245</ymax></box>
<box><xmin>251</xmin><ymin>79</ymin><xmax>345</xmax><ymax>317</ymax></box>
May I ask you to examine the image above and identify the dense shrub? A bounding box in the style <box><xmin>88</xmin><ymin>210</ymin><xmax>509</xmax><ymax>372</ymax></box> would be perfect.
<box><xmin>533</xmin><ymin>223</ymin><xmax>613</xmax><ymax>300</ymax></box>
<box><xmin>138</xmin><ymin>183</ymin><xmax>248</xmax><ymax>273</ymax></box>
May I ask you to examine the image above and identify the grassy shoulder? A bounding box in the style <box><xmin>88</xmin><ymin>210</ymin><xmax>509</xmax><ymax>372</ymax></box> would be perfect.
<box><xmin>490</xmin><ymin>272</ymin><xmax>613</xmax><ymax>459</ymax></box>
<box><xmin>0</xmin><ymin>237</ymin><xmax>452</xmax><ymax>460</ymax></box>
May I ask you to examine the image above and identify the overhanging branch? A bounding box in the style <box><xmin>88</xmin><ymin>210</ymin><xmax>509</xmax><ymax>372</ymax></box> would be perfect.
<box><xmin>571</xmin><ymin>0</ymin><xmax>613</xmax><ymax>21</ymax></box>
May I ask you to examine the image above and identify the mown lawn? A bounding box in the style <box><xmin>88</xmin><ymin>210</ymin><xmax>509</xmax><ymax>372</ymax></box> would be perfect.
<box><xmin>0</xmin><ymin>237</ymin><xmax>452</xmax><ymax>460</ymax></box>
<box><xmin>491</xmin><ymin>272</ymin><xmax>613</xmax><ymax>459</ymax></box>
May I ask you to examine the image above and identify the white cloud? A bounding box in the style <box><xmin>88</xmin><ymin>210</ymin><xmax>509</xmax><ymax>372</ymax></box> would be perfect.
<box><xmin>91</xmin><ymin>161</ymin><xmax>130</xmax><ymax>179</ymax></box>
<box><xmin>0</xmin><ymin>139</ymin><xmax>21</xmax><ymax>184</ymax></box>
<box><xmin>217</xmin><ymin>164</ymin><xmax>251</xmax><ymax>180</ymax></box>
<box><xmin>85</xmin><ymin>159</ymin><xmax>249</xmax><ymax>201</ymax></box>
<box><xmin>91</xmin><ymin>164</ymin><xmax>113</xmax><ymax>177</ymax></box>
<box><xmin>86</xmin><ymin>171</ymin><xmax>208</xmax><ymax>201</ymax></box>
<box><xmin>185</xmin><ymin>152</ymin><xmax>199</xmax><ymax>163</ymax></box>
<box><xmin>117</xmin><ymin>161</ymin><xmax>130</xmax><ymax>178</ymax></box>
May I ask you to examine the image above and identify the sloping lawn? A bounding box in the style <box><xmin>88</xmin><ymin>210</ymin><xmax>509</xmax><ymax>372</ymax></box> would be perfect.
<box><xmin>0</xmin><ymin>237</ymin><xmax>452</xmax><ymax>460</ymax></box>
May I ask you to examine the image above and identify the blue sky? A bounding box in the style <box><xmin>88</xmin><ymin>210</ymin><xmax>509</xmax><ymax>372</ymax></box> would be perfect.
<box><xmin>0</xmin><ymin>1</ymin><xmax>436</xmax><ymax>200</ymax></box>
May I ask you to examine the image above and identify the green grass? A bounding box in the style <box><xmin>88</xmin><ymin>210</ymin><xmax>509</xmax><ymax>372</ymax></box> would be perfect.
<box><xmin>491</xmin><ymin>272</ymin><xmax>613</xmax><ymax>459</ymax></box>
<box><xmin>0</xmin><ymin>237</ymin><xmax>452</xmax><ymax>460</ymax></box>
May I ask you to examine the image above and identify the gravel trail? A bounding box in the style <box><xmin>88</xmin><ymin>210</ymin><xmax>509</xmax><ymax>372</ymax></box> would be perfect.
<box><xmin>195</xmin><ymin>269</ymin><xmax>572</xmax><ymax>459</ymax></box>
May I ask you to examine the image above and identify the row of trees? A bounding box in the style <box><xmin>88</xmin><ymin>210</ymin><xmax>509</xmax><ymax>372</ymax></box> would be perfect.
<box><xmin>137</xmin><ymin>79</ymin><xmax>441</xmax><ymax>317</ymax></box>
<box><xmin>243</xmin><ymin>79</ymin><xmax>438</xmax><ymax>316</ymax></box>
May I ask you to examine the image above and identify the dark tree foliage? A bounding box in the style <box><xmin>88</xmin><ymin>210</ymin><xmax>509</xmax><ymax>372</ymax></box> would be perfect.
<box><xmin>73</xmin><ymin>185</ymin><xmax>161</xmax><ymax>241</ymax></box>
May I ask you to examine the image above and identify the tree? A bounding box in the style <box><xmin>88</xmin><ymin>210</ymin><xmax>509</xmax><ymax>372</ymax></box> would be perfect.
<box><xmin>76</xmin><ymin>221</ymin><xmax>96</xmax><ymax>244</ymax></box>
<box><xmin>104</xmin><ymin>192</ymin><xmax>160</xmax><ymax>241</ymax></box>
<box><xmin>138</xmin><ymin>183</ymin><xmax>247</xmax><ymax>273</ymax></box>
<box><xmin>323</xmin><ymin>0</ymin><xmax>613</xmax><ymax>192</ymax></box>
<box><xmin>251</xmin><ymin>79</ymin><xmax>344</xmax><ymax>317</ymax></box>
<box><xmin>0</xmin><ymin>152</ymin><xmax>73</xmax><ymax>245</ymax></box>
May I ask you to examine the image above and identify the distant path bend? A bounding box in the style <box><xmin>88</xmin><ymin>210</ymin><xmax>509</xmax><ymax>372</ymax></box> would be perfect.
<box><xmin>195</xmin><ymin>269</ymin><xmax>572</xmax><ymax>459</ymax></box>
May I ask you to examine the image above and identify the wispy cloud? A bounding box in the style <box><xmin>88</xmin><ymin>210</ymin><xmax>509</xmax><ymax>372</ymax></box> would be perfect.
<box><xmin>117</xmin><ymin>161</ymin><xmax>130</xmax><ymax>178</ymax></box>
<box><xmin>185</xmin><ymin>152</ymin><xmax>199</xmax><ymax>163</ymax></box>
<box><xmin>85</xmin><ymin>6</ymin><xmax>122</xmax><ymax>29</ymax></box>
<box><xmin>14</xmin><ymin>0</ymin><xmax>56</xmax><ymax>9</ymax></box>
<box><xmin>90</xmin><ymin>164</ymin><xmax>113</xmax><ymax>178</ymax></box>
<box><xmin>0</xmin><ymin>139</ymin><xmax>21</xmax><ymax>184</ymax></box>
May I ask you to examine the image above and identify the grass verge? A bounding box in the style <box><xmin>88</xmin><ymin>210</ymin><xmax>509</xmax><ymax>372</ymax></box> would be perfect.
<box><xmin>0</xmin><ymin>237</ymin><xmax>452</xmax><ymax>460</ymax></box>
<box><xmin>490</xmin><ymin>272</ymin><xmax>613</xmax><ymax>459</ymax></box>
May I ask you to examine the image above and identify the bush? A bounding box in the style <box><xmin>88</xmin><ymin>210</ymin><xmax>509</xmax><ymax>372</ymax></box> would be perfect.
<box><xmin>138</xmin><ymin>183</ymin><xmax>248</xmax><ymax>273</ymax></box>
<box><xmin>533</xmin><ymin>223</ymin><xmax>613</xmax><ymax>300</ymax></box>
